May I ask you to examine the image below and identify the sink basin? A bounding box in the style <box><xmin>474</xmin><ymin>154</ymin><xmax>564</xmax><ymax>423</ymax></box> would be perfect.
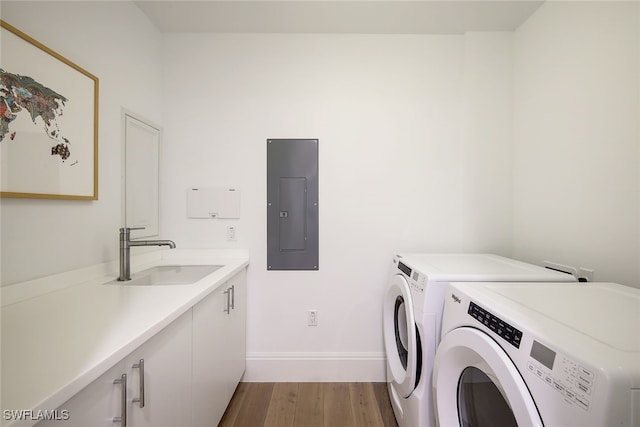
<box><xmin>117</xmin><ymin>265</ymin><xmax>223</xmax><ymax>286</ymax></box>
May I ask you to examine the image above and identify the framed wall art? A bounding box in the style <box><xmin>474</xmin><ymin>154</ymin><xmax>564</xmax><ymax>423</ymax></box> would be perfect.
<box><xmin>0</xmin><ymin>20</ymin><xmax>99</xmax><ymax>200</ymax></box>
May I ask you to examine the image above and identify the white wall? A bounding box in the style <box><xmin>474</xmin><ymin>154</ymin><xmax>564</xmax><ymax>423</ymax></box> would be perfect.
<box><xmin>0</xmin><ymin>2</ymin><xmax>164</xmax><ymax>285</ymax></box>
<box><xmin>160</xmin><ymin>33</ymin><xmax>514</xmax><ymax>380</ymax></box>
<box><xmin>512</xmin><ymin>1</ymin><xmax>640</xmax><ymax>287</ymax></box>
<box><xmin>460</xmin><ymin>32</ymin><xmax>514</xmax><ymax>254</ymax></box>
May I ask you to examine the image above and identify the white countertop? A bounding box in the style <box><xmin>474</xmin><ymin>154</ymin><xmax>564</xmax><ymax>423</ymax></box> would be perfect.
<box><xmin>1</xmin><ymin>249</ymin><xmax>249</xmax><ymax>427</ymax></box>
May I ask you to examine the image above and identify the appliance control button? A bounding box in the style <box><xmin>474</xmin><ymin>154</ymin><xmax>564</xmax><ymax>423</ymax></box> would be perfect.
<box><xmin>579</xmin><ymin>366</ymin><xmax>594</xmax><ymax>380</ymax></box>
<box><xmin>564</xmin><ymin>389</ymin><xmax>576</xmax><ymax>402</ymax></box>
<box><xmin>576</xmin><ymin>381</ymin><xmax>592</xmax><ymax>395</ymax></box>
<box><xmin>575</xmin><ymin>395</ymin><xmax>590</xmax><ymax>411</ymax></box>
<box><xmin>577</xmin><ymin>374</ymin><xmax>593</xmax><ymax>387</ymax></box>
<box><xmin>553</xmin><ymin>381</ymin><xmax>565</xmax><ymax>394</ymax></box>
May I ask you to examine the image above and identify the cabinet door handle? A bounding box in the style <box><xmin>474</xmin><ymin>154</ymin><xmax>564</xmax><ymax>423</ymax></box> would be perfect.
<box><xmin>113</xmin><ymin>374</ymin><xmax>127</xmax><ymax>426</ymax></box>
<box><xmin>230</xmin><ymin>285</ymin><xmax>235</xmax><ymax>310</ymax></box>
<box><xmin>224</xmin><ymin>288</ymin><xmax>231</xmax><ymax>314</ymax></box>
<box><xmin>132</xmin><ymin>359</ymin><xmax>145</xmax><ymax>408</ymax></box>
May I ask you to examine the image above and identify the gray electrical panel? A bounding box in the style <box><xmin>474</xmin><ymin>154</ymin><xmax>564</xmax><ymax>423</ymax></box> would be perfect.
<box><xmin>267</xmin><ymin>139</ymin><xmax>318</xmax><ymax>270</ymax></box>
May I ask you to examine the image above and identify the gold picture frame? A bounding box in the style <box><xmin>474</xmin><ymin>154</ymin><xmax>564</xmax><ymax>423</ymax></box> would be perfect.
<box><xmin>0</xmin><ymin>20</ymin><xmax>99</xmax><ymax>200</ymax></box>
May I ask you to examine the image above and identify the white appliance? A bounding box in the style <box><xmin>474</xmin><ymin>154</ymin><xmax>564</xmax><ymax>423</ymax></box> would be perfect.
<box><xmin>433</xmin><ymin>281</ymin><xmax>640</xmax><ymax>427</ymax></box>
<box><xmin>383</xmin><ymin>253</ymin><xmax>576</xmax><ymax>427</ymax></box>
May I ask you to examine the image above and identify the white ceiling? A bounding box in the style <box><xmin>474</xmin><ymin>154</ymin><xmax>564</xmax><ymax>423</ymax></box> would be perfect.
<box><xmin>134</xmin><ymin>0</ymin><xmax>545</xmax><ymax>34</ymax></box>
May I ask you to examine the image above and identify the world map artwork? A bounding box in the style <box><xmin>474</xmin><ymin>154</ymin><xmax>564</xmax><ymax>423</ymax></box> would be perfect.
<box><xmin>0</xmin><ymin>68</ymin><xmax>72</xmax><ymax>162</ymax></box>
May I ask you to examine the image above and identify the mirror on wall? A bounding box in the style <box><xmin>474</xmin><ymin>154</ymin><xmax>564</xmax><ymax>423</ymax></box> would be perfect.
<box><xmin>123</xmin><ymin>111</ymin><xmax>160</xmax><ymax>239</ymax></box>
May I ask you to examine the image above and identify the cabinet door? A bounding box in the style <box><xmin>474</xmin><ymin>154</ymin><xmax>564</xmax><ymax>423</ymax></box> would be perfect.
<box><xmin>225</xmin><ymin>269</ymin><xmax>247</xmax><ymax>396</ymax></box>
<box><xmin>36</xmin><ymin>361</ymin><xmax>126</xmax><ymax>427</ymax></box>
<box><xmin>37</xmin><ymin>311</ymin><xmax>192</xmax><ymax>427</ymax></box>
<box><xmin>125</xmin><ymin>310</ymin><xmax>192</xmax><ymax>427</ymax></box>
<box><xmin>192</xmin><ymin>269</ymin><xmax>248</xmax><ymax>427</ymax></box>
<box><xmin>192</xmin><ymin>282</ymin><xmax>229</xmax><ymax>427</ymax></box>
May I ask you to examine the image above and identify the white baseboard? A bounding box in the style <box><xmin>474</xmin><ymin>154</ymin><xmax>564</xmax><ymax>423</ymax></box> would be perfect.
<box><xmin>244</xmin><ymin>352</ymin><xmax>387</xmax><ymax>382</ymax></box>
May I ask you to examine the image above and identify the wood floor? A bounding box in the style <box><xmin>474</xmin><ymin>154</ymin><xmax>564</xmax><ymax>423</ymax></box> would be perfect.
<box><xmin>219</xmin><ymin>382</ymin><xmax>399</xmax><ymax>427</ymax></box>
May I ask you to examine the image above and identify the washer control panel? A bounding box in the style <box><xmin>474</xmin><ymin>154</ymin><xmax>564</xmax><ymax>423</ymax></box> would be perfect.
<box><xmin>397</xmin><ymin>261</ymin><xmax>425</xmax><ymax>293</ymax></box>
<box><xmin>468</xmin><ymin>302</ymin><xmax>522</xmax><ymax>348</ymax></box>
<box><xmin>527</xmin><ymin>340</ymin><xmax>596</xmax><ymax>412</ymax></box>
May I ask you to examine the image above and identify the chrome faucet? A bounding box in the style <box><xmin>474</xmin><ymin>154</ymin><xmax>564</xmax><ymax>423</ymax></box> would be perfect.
<box><xmin>118</xmin><ymin>227</ymin><xmax>176</xmax><ymax>281</ymax></box>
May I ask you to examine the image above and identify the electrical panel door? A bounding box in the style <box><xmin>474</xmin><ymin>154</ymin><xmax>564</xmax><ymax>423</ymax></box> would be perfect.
<box><xmin>267</xmin><ymin>139</ymin><xmax>318</xmax><ymax>270</ymax></box>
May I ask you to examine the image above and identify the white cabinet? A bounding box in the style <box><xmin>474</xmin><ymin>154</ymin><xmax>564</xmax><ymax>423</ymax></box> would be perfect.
<box><xmin>36</xmin><ymin>358</ymin><xmax>124</xmax><ymax>427</ymax></box>
<box><xmin>37</xmin><ymin>269</ymin><xmax>246</xmax><ymax>427</ymax></box>
<box><xmin>37</xmin><ymin>311</ymin><xmax>191</xmax><ymax>427</ymax></box>
<box><xmin>192</xmin><ymin>269</ymin><xmax>246</xmax><ymax>427</ymax></box>
<box><xmin>124</xmin><ymin>310</ymin><xmax>192</xmax><ymax>427</ymax></box>
<box><xmin>226</xmin><ymin>269</ymin><xmax>247</xmax><ymax>395</ymax></box>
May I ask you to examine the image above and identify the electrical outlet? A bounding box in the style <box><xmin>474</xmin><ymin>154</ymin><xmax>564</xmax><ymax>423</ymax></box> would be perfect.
<box><xmin>226</xmin><ymin>226</ymin><xmax>237</xmax><ymax>242</ymax></box>
<box><xmin>307</xmin><ymin>310</ymin><xmax>318</xmax><ymax>326</ymax></box>
<box><xmin>578</xmin><ymin>268</ymin><xmax>594</xmax><ymax>282</ymax></box>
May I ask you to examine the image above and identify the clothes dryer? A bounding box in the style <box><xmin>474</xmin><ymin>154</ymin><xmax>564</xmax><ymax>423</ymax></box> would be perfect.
<box><xmin>433</xmin><ymin>281</ymin><xmax>640</xmax><ymax>427</ymax></box>
<box><xmin>383</xmin><ymin>254</ymin><xmax>576</xmax><ymax>427</ymax></box>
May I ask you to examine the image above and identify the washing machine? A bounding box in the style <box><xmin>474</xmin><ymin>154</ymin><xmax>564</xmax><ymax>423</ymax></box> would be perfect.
<box><xmin>433</xmin><ymin>281</ymin><xmax>640</xmax><ymax>427</ymax></box>
<box><xmin>383</xmin><ymin>253</ymin><xmax>576</xmax><ymax>427</ymax></box>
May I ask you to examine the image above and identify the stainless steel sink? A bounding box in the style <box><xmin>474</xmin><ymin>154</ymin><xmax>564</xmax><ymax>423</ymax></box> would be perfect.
<box><xmin>112</xmin><ymin>265</ymin><xmax>223</xmax><ymax>286</ymax></box>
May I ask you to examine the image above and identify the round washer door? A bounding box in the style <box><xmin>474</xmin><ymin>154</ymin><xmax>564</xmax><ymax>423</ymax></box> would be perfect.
<box><xmin>432</xmin><ymin>327</ymin><xmax>544</xmax><ymax>427</ymax></box>
<box><xmin>383</xmin><ymin>274</ymin><xmax>418</xmax><ymax>398</ymax></box>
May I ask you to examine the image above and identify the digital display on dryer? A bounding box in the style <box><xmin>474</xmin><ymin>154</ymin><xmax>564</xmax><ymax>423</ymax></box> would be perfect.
<box><xmin>530</xmin><ymin>340</ymin><xmax>556</xmax><ymax>370</ymax></box>
<box><xmin>398</xmin><ymin>261</ymin><xmax>412</xmax><ymax>277</ymax></box>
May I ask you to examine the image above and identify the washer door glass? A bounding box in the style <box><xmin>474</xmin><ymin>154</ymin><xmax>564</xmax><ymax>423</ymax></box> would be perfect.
<box><xmin>432</xmin><ymin>327</ymin><xmax>543</xmax><ymax>427</ymax></box>
<box><xmin>383</xmin><ymin>274</ymin><xmax>418</xmax><ymax>397</ymax></box>
<box><xmin>394</xmin><ymin>295</ymin><xmax>409</xmax><ymax>367</ymax></box>
<box><xmin>458</xmin><ymin>367</ymin><xmax>517</xmax><ymax>427</ymax></box>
